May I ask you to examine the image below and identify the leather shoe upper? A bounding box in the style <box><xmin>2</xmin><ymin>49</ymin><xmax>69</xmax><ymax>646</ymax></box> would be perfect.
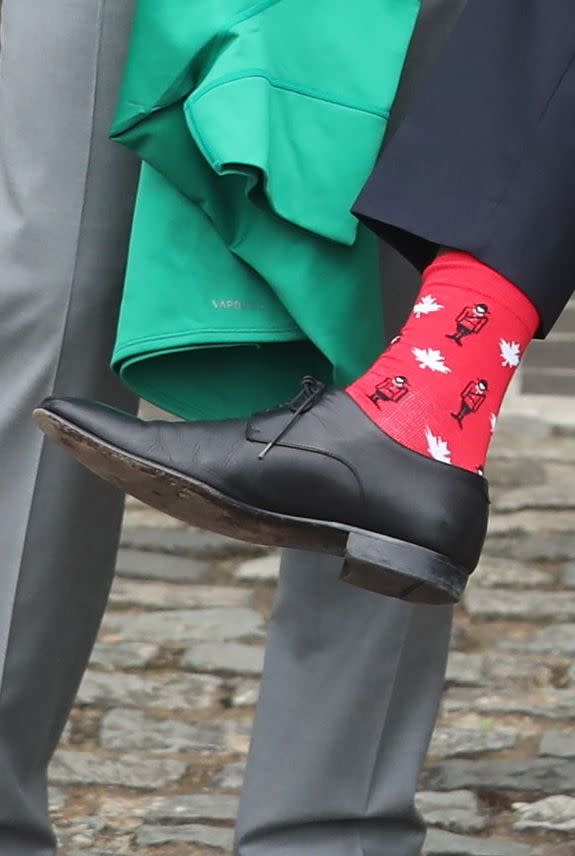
<box><xmin>42</xmin><ymin>383</ymin><xmax>490</xmax><ymax>573</ymax></box>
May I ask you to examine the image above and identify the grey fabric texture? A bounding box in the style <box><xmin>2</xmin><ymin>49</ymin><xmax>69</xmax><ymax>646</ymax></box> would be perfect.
<box><xmin>235</xmin><ymin>553</ymin><xmax>452</xmax><ymax>856</ymax></box>
<box><xmin>0</xmin><ymin>1</ymin><xmax>138</xmax><ymax>852</ymax></box>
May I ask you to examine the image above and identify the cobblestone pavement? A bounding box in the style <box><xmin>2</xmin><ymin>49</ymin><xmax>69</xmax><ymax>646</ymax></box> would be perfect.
<box><xmin>50</xmin><ymin>416</ymin><xmax>575</xmax><ymax>856</ymax></box>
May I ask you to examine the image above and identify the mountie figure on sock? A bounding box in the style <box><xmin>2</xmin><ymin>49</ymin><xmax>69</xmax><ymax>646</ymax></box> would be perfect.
<box><xmin>347</xmin><ymin>252</ymin><xmax>540</xmax><ymax>473</ymax></box>
<box><xmin>452</xmin><ymin>379</ymin><xmax>488</xmax><ymax>428</ymax></box>
<box><xmin>368</xmin><ymin>375</ymin><xmax>409</xmax><ymax>408</ymax></box>
<box><xmin>446</xmin><ymin>303</ymin><xmax>489</xmax><ymax>346</ymax></box>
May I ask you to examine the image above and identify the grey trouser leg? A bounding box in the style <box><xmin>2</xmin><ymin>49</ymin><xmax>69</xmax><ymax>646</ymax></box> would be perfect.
<box><xmin>235</xmin><ymin>554</ymin><xmax>453</xmax><ymax>856</ymax></box>
<box><xmin>0</xmin><ymin>1</ymin><xmax>138</xmax><ymax>852</ymax></box>
<box><xmin>235</xmin><ymin>3</ymin><xmax>464</xmax><ymax>854</ymax></box>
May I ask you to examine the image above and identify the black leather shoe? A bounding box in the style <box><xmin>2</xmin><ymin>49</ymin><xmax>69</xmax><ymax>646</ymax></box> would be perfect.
<box><xmin>34</xmin><ymin>378</ymin><xmax>489</xmax><ymax>605</ymax></box>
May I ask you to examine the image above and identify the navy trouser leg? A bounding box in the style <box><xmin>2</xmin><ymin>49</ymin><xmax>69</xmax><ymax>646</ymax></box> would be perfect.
<box><xmin>354</xmin><ymin>0</ymin><xmax>575</xmax><ymax>336</ymax></box>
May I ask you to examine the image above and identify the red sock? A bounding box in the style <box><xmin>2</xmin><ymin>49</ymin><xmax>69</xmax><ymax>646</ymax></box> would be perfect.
<box><xmin>347</xmin><ymin>252</ymin><xmax>540</xmax><ymax>473</ymax></box>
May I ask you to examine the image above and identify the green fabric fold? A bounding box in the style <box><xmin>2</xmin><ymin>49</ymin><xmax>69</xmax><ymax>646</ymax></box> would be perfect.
<box><xmin>111</xmin><ymin>0</ymin><xmax>420</xmax><ymax>420</ymax></box>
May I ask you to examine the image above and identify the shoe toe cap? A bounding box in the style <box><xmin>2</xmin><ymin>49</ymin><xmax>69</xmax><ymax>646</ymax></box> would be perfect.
<box><xmin>34</xmin><ymin>396</ymin><xmax>140</xmax><ymax>450</ymax></box>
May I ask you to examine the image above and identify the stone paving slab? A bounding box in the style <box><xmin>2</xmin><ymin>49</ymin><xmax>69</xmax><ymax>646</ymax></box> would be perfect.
<box><xmin>50</xmin><ymin>751</ymin><xmax>188</xmax><ymax>789</ymax></box>
<box><xmin>89</xmin><ymin>641</ymin><xmax>160</xmax><ymax>671</ymax></box>
<box><xmin>98</xmin><ymin>793</ymin><xmax>240</xmax><ymax>823</ymax></box>
<box><xmin>214</xmin><ymin>760</ymin><xmax>246</xmax><ymax>791</ymax></box>
<box><xmin>100</xmin><ymin>708</ymin><xmax>233</xmax><ymax>753</ymax></box>
<box><xmin>488</xmin><ymin>509</ymin><xmax>575</xmax><ymax>537</ymax></box>
<box><xmin>470</xmin><ymin>557</ymin><xmax>553</xmax><ymax>589</ymax></box>
<box><xmin>422</xmin><ymin>758</ymin><xmax>575</xmax><ymax>794</ymax></box>
<box><xmin>101</xmin><ymin>607</ymin><xmax>264</xmax><ymax>645</ymax></box>
<box><xmin>465</xmin><ymin>589</ymin><xmax>575</xmax><ymax>621</ymax></box>
<box><xmin>428</xmin><ymin>728</ymin><xmax>518</xmax><ymax>759</ymax></box>
<box><xmin>229</xmin><ymin>678</ymin><xmax>261</xmax><ymax>708</ymax></box>
<box><xmin>497</xmin><ymin>485</ymin><xmax>575</xmax><ymax>513</ymax></box>
<box><xmin>483</xmin><ymin>654</ymin><xmax>556</xmax><ymax>689</ymax></box>
<box><xmin>443</xmin><ymin>688</ymin><xmax>575</xmax><ymax>720</ymax></box>
<box><xmin>136</xmin><ymin>823</ymin><xmax>234</xmax><ymax>850</ymax></box>
<box><xmin>423</xmin><ymin>829</ymin><xmax>537</xmax><ymax>856</ymax></box>
<box><xmin>539</xmin><ymin>731</ymin><xmax>575</xmax><ymax>758</ymax></box>
<box><xmin>50</xmin><ymin>416</ymin><xmax>575</xmax><ymax>855</ymax></box>
<box><xmin>485</xmin><ymin>532</ymin><xmax>575</xmax><ymax>562</ymax></box>
<box><xmin>120</xmin><ymin>526</ymin><xmax>263</xmax><ymax>560</ymax></box>
<box><xmin>499</xmin><ymin>623</ymin><xmax>575</xmax><ymax>655</ymax></box>
<box><xmin>445</xmin><ymin>652</ymin><xmax>486</xmax><ymax>686</ymax></box>
<box><xmin>109</xmin><ymin>578</ymin><xmax>253</xmax><ymax>609</ymax></box>
<box><xmin>234</xmin><ymin>553</ymin><xmax>281</xmax><ymax>582</ymax></box>
<box><xmin>76</xmin><ymin>670</ymin><xmax>223</xmax><ymax>711</ymax></box>
<box><xmin>416</xmin><ymin>791</ymin><xmax>485</xmax><ymax>834</ymax></box>
<box><xmin>115</xmin><ymin>547</ymin><xmax>212</xmax><ymax>583</ymax></box>
<box><xmin>513</xmin><ymin>795</ymin><xmax>575</xmax><ymax>833</ymax></box>
<box><xmin>182</xmin><ymin>642</ymin><xmax>265</xmax><ymax>676</ymax></box>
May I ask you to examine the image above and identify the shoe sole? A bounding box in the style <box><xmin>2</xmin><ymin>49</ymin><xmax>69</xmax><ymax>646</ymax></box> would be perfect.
<box><xmin>33</xmin><ymin>408</ymin><xmax>467</xmax><ymax>605</ymax></box>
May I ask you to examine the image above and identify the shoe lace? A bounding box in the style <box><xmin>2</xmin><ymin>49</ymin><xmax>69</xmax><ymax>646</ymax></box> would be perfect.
<box><xmin>258</xmin><ymin>376</ymin><xmax>326</xmax><ymax>460</ymax></box>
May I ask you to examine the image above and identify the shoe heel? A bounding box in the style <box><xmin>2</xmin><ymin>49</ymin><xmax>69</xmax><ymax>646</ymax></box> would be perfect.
<box><xmin>341</xmin><ymin>531</ymin><xmax>468</xmax><ymax>605</ymax></box>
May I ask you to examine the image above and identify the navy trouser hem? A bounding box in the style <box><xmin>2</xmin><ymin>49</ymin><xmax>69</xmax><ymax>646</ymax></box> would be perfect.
<box><xmin>354</xmin><ymin>0</ymin><xmax>575</xmax><ymax>339</ymax></box>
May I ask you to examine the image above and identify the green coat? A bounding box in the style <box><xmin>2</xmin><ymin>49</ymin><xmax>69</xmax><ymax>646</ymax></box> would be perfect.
<box><xmin>111</xmin><ymin>0</ymin><xmax>420</xmax><ymax>420</ymax></box>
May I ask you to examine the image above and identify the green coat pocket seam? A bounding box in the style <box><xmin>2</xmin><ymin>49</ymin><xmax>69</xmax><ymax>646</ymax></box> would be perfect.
<box><xmin>185</xmin><ymin>70</ymin><xmax>391</xmax><ymax>120</ymax></box>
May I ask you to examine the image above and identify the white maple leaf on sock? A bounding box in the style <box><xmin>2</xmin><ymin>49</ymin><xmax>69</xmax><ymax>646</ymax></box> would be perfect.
<box><xmin>490</xmin><ymin>412</ymin><xmax>497</xmax><ymax>434</ymax></box>
<box><xmin>412</xmin><ymin>347</ymin><xmax>452</xmax><ymax>373</ymax></box>
<box><xmin>413</xmin><ymin>295</ymin><xmax>444</xmax><ymax>318</ymax></box>
<box><xmin>425</xmin><ymin>427</ymin><xmax>452</xmax><ymax>464</ymax></box>
<box><xmin>500</xmin><ymin>339</ymin><xmax>522</xmax><ymax>367</ymax></box>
